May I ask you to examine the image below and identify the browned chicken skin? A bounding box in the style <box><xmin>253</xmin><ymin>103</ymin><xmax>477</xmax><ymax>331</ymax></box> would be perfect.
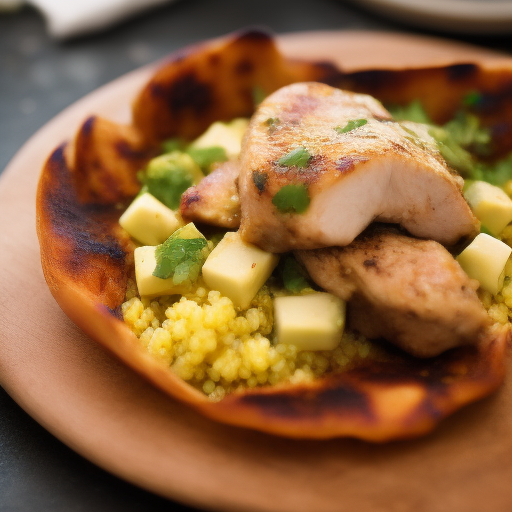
<box><xmin>296</xmin><ymin>225</ymin><xmax>490</xmax><ymax>358</ymax></box>
<box><xmin>180</xmin><ymin>161</ymin><xmax>241</xmax><ymax>228</ymax></box>
<box><xmin>238</xmin><ymin>82</ymin><xmax>479</xmax><ymax>253</ymax></box>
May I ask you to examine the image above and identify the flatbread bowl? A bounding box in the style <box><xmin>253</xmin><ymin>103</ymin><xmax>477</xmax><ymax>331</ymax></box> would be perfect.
<box><xmin>36</xmin><ymin>29</ymin><xmax>512</xmax><ymax>441</ymax></box>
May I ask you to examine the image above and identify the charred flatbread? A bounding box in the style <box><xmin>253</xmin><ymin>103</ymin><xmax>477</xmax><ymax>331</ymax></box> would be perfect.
<box><xmin>36</xmin><ymin>29</ymin><xmax>511</xmax><ymax>441</ymax></box>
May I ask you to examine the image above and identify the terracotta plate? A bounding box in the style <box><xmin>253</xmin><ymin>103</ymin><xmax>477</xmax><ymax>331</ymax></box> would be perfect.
<box><xmin>2</xmin><ymin>31</ymin><xmax>512</xmax><ymax>512</ymax></box>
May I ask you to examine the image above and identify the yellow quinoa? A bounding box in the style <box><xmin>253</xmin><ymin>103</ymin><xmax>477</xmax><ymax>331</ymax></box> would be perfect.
<box><xmin>479</xmin><ymin>226</ymin><xmax>512</xmax><ymax>325</ymax></box>
<box><xmin>121</xmin><ymin>279</ymin><xmax>376</xmax><ymax>400</ymax></box>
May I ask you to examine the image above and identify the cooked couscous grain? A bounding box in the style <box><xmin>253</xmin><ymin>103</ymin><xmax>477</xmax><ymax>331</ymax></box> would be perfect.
<box><xmin>122</xmin><ymin>279</ymin><xmax>377</xmax><ymax>399</ymax></box>
<box><xmin>477</xmin><ymin>227</ymin><xmax>512</xmax><ymax>324</ymax></box>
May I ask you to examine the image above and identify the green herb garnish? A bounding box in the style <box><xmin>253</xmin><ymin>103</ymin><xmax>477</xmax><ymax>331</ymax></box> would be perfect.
<box><xmin>186</xmin><ymin>146</ymin><xmax>227</xmax><ymax>172</ymax></box>
<box><xmin>443</xmin><ymin>111</ymin><xmax>490</xmax><ymax>156</ymax></box>
<box><xmin>282</xmin><ymin>256</ymin><xmax>311</xmax><ymax>293</ymax></box>
<box><xmin>428</xmin><ymin>126</ymin><xmax>476</xmax><ymax>175</ymax></box>
<box><xmin>335</xmin><ymin>118</ymin><xmax>368</xmax><ymax>134</ymax></box>
<box><xmin>389</xmin><ymin>99</ymin><xmax>492</xmax><ymax>178</ymax></box>
<box><xmin>140</xmin><ymin>153</ymin><xmax>200</xmax><ymax>210</ymax></box>
<box><xmin>388</xmin><ymin>100</ymin><xmax>432</xmax><ymax>124</ymax></box>
<box><xmin>463</xmin><ymin>91</ymin><xmax>483</xmax><ymax>107</ymax></box>
<box><xmin>153</xmin><ymin>225</ymin><xmax>209</xmax><ymax>283</ymax></box>
<box><xmin>161</xmin><ymin>138</ymin><xmax>186</xmax><ymax>154</ymax></box>
<box><xmin>265</xmin><ymin>117</ymin><xmax>280</xmax><ymax>134</ymax></box>
<box><xmin>272</xmin><ymin>184</ymin><xmax>310</xmax><ymax>213</ymax></box>
<box><xmin>277</xmin><ymin>147</ymin><xmax>311</xmax><ymax>168</ymax></box>
<box><xmin>472</xmin><ymin>154</ymin><xmax>512</xmax><ymax>187</ymax></box>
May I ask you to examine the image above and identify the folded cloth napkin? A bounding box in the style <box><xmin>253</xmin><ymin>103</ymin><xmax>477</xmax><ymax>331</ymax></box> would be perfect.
<box><xmin>0</xmin><ymin>0</ymin><xmax>177</xmax><ymax>38</ymax></box>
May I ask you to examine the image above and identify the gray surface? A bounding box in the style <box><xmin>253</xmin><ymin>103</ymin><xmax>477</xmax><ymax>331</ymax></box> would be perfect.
<box><xmin>1</xmin><ymin>1</ymin><xmax>512</xmax><ymax>511</ymax></box>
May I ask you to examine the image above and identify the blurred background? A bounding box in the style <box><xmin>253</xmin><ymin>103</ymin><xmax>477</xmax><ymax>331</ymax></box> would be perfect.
<box><xmin>1</xmin><ymin>1</ymin><xmax>512</xmax><ymax>510</ymax></box>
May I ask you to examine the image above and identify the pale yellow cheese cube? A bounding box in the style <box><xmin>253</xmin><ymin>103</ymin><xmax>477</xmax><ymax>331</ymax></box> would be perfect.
<box><xmin>134</xmin><ymin>245</ymin><xmax>188</xmax><ymax>297</ymax></box>
<box><xmin>202</xmin><ymin>231</ymin><xmax>279</xmax><ymax>309</ymax></box>
<box><xmin>119</xmin><ymin>193</ymin><xmax>181</xmax><ymax>246</ymax></box>
<box><xmin>190</xmin><ymin>118</ymin><xmax>249</xmax><ymax>159</ymax></box>
<box><xmin>274</xmin><ymin>293</ymin><xmax>346</xmax><ymax>351</ymax></box>
<box><xmin>464</xmin><ymin>181</ymin><xmax>512</xmax><ymax>236</ymax></box>
<box><xmin>456</xmin><ymin>233</ymin><xmax>512</xmax><ymax>294</ymax></box>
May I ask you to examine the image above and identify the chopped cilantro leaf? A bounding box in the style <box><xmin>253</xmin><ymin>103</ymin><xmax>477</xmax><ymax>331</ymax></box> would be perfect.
<box><xmin>472</xmin><ymin>154</ymin><xmax>512</xmax><ymax>187</ymax></box>
<box><xmin>142</xmin><ymin>153</ymin><xmax>199</xmax><ymax>210</ymax></box>
<box><xmin>277</xmin><ymin>147</ymin><xmax>311</xmax><ymax>168</ymax></box>
<box><xmin>265</xmin><ymin>117</ymin><xmax>280</xmax><ymax>134</ymax></box>
<box><xmin>153</xmin><ymin>226</ymin><xmax>209</xmax><ymax>283</ymax></box>
<box><xmin>161</xmin><ymin>138</ymin><xmax>185</xmax><ymax>154</ymax></box>
<box><xmin>335</xmin><ymin>118</ymin><xmax>368</xmax><ymax>134</ymax></box>
<box><xmin>428</xmin><ymin>126</ymin><xmax>475</xmax><ymax>175</ymax></box>
<box><xmin>479</xmin><ymin>225</ymin><xmax>493</xmax><ymax>236</ymax></box>
<box><xmin>186</xmin><ymin>146</ymin><xmax>227</xmax><ymax>172</ymax></box>
<box><xmin>443</xmin><ymin>111</ymin><xmax>490</xmax><ymax>156</ymax></box>
<box><xmin>282</xmin><ymin>256</ymin><xmax>311</xmax><ymax>293</ymax></box>
<box><xmin>272</xmin><ymin>184</ymin><xmax>310</xmax><ymax>213</ymax></box>
<box><xmin>463</xmin><ymin>91</ymin><xmax>483</xmax><ymax>107</ymax></box>
<box><xmin>135</xmin><ymin>184</ymin><xmax>149</xmax><ymax>198</ymax></box>
<box><xmin>265</xmin><ymin>117</ymin><xmax>279</xmax><ymax>127</ymax></box>
<box><xmin>388</xmin><ymin>99</ymin><xmax>432</xmax><ymax>124</ymax></box>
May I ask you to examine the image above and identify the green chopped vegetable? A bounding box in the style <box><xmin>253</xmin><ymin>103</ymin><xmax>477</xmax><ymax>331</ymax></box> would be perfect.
<box><xmin>265</xmin><ymin>117</ymin><xmax>280</xmax><ymax>134</ymax></box>
<box><xmin>388</xmin><ymin>99</ymin><xmax>432</xmax><ymax>124</ymax></box>
<box><xmin>265</xmin><ymin>117</ymin><xmax>279</xmax><ymax>127</ymax></box>
<box><xmin>282</xmin><ymin>256</ymin><xmax>311</xmax><ymax>293</ymax></box>
<box><xmin>161</xmin><ymin>138</ymin><xmax>186</xmax><ymax>154</ymax></box>
<box><xmin>473</xmin><ymin>154</ymin><xmax>512</xmax><ymax>187</ymax></box>
<box><xmin>428</xmin><ymin>126</ymin><xmax>476</xmax><ymax>175</ymax></box>
<box><xmin>272</xmin><ymin>184</ymin><xmax>310</xmax><ymax>213</ymax></box>
<box><xmin>463</xmin><ymin>91</ymin><xmax>483</xmax><ymax>107</ymax></box>
<box><xmin>277</xmin><ymin>147</ymin><xmax>311</xmax><ymax>168</ymax></box>
<box><xmin>334</xmin><ymin>118</ymin><xmax>368</xmax><ymax>134</ymax></box>
<box><xmin>153</xmin><ymin>224</ymin><xmax>209</xmax><ymax>284</ymax></box>
<box><xmin>444</xmin><ymin>111</ymin><xmax>491</xmax><ymax>156</ymax></box>
<box><xmin>135</xmin><ymin>183</ymin><xmax>149</xmax><ymax>198</ymax></box>
<box><xmin>390</xmin><ymin>99</ymin><xmax>492</xmax><ymax>178</ymax></box>
<box><xmin>186</xmin><ymin>146</ymin><xmax>228</xmax><ymax>172</ymax></box>
<box><xmin>479</xmin><ymin>225</ymin><xmax>493</xmax><ymax>236</ymax></box>
<box><xmin>252</xmin><ymin>170</ymin><xmax>268</xmax><ymax>193</ymax></box>
<box><xmin>139</xmin><ymin>152</ymin><xmax>203</xmax><ymax>210</ymax></box>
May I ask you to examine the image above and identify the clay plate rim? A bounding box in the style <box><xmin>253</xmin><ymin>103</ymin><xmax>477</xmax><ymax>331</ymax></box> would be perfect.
<box><xmin>1</xmin><ymin>31</ymin><xmax>512</xmax><ymax>512</ymax></box>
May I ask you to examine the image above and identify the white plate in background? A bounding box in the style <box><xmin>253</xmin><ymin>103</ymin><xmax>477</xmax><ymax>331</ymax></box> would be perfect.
<box><xmin>350</xmin><ymin>0</ymin><xmax>512</xmax><ymax>34</ymax></box>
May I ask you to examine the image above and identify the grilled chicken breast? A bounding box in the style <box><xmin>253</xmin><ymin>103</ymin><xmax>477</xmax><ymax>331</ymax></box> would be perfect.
<box><xmin>296</xmin><ymin>225</ymin><xmax>489</xmax><ymax>358</ymax></box>
<box><xmin>180</xmin><ymin>161</ymin><xmax>241</xmax><ymax>228</ymax></box>
<box><xmin>238</xmin><ymin>82</ymin><xmax>479</xmax><ymax>253</ymax></box>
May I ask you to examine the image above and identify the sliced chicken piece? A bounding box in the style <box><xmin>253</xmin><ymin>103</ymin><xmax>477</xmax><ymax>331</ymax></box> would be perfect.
<box><xmin>180</xmin><ymin>160</ymin><xmax>241</xmax><ymax>228</ymax></box>
<box><xmin>238</xmin><ymin>82</ymin><xmax>479</xmax><ymax>253</ymax></box>
<box><xmin>296</xmin><ymin>225</ymin><xmax>490</xmax><ymax>358</ymax></box>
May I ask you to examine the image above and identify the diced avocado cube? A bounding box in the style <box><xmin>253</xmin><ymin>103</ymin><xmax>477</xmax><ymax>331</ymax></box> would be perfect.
<box><xmin>135</xmin><ymin>245</ymin><xmax>191</xmax><ymax>297</ymax></box>
<box><xmin>274</xmin><ymin>293</ymin><xmax>346</xmax><ymax>351</ymax></box>
<box><xmin>135</xmin><ymin>223</ymin><xmax>209</xmax><ymax>297</ymax></box>
<box><xmin>464</xmin><ymin>181</ymin><xmax>512</xmax><ymax>236</ymax></box>
<box><xmin>190</xmin><ymin>118</ymin><xmax>249</xmax><ymax>159</ymax></box>
<box><xmin>119</xmin><ymin>193</ymin><xmax>181</xmax><ymax>246</ymax></box>
<box><xmin>202</xmin><ymin>231</ymin><xmax>279</xmax><ymax>309</ymax></box>
<box><xmin>456</xmin><ymin>233</ymin><xmax>512</xmax><ymax>294</ymax></box>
